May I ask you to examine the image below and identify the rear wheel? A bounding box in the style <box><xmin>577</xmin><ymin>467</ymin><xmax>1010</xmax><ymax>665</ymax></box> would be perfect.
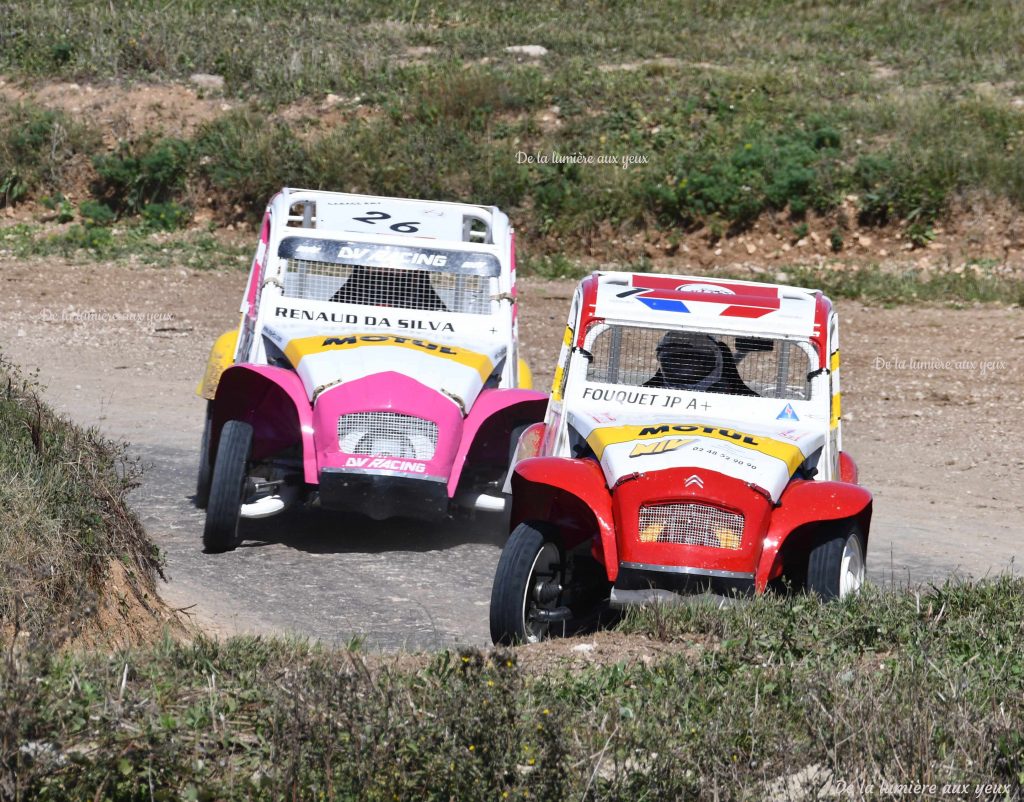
<box><xmin>490</xmin><ymin>523</ymin><xmax>567</xmax><ymax>645</ymax></box>
<box><xmin>203</xmin><ymin>420</ymin><xmax>252</xmax><ymax>553</ymax></box>
<box><xmin>807</xmin><ymin>523</ymin><xmax>866</xmax><ymax>600</ymax></box>
<box><xmin>195</xmin><ymin>402</ymin><xmax>213</xmax><ymax>509</ymax></box>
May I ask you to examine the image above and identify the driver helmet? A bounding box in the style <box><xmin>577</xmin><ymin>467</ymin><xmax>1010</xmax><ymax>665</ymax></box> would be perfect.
<box><xmin>655</xmin><ymin>330</ymin><xmax>724</xmax><ymax>391</ymax></box>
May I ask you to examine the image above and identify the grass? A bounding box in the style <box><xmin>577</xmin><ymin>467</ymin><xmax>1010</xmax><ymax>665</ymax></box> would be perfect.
<box><xmin>0</xmin><ymin>355</ymin><xmax>163</xmax><ymax>644</ymax></box>
<box><xmin>2</xmin><ymin>580</ymin><xmax>1022</xmax><ymax>799</ymax></box>
<box><xmin>517</xmin><ymin>256</ymin><xmax>1024</xmax><ymax>306</ymax></box>
<box><xmin>0</xmin><ymin>222</ymin><xmax>251</xmax><ymax>269</ymax></box>
<box><xmin>2</xmin><ymin>3</ymin><xmax>1024</xmax><ymax>246</ymax></box>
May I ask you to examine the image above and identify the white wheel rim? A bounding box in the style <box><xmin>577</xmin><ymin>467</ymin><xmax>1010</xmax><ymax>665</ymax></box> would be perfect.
<box><xmin>521</xmin><ymin>543</ymin><xmax>560</xmax><ymax>643</ymax></box>
<box><xmin>839</xmin><ymin>534</ymin><xmax>865</xmax><ymax>598</ymax></box>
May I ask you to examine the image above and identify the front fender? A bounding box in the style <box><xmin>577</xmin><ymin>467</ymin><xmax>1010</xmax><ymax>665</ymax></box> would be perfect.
<box><xmin>448</xmin><ymin>388</ymin><xmax>548</xmax><ymax>495</ymax></box>
<box><xmin>196</xmin><ymin>328</ymin><xmax>240</xmax><ymax>400</ymax></box>
<box><xmin>510</xmin><ymin>457</ymin><xmax>618</xmax><ymax>581</ymax></box>
<box><xmin>755</xmin><ymin>480</ymin><xmax>874</xmax><ymax>591</ymax></box>
<box><xmin>212</xmin><ymin>364</ymin><xmax>315</xmax><ymax>482</ymax></box>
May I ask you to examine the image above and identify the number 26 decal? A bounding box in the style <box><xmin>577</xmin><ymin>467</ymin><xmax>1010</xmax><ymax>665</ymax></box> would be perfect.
<box><xmin>353</xmin><ymin>210</ymin><xmax>420</xmax><ymax>233</ymax></box>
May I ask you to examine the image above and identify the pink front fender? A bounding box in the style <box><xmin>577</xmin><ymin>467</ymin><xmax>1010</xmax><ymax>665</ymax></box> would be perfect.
<box><xmin>510</xmin><ymin>457</ymin><xmax>619</xmax><ymax>581</ymax></box>
<box><xmin>447</xmin><ymin>388</ymin><xmax>548</xmax><ymax>496</ymax></box>
<box><xmin>755</xmin><ymin>480</ymin><xmax>874</xmax><ymax>591</ymax></box>
<box><xmin>212</xmin><ymin>364</ymin><xmax>316</xmax><ymax>483</ymax></box>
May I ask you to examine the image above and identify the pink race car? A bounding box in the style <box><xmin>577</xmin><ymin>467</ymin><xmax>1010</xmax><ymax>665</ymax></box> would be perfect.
<box><xmin>195</xmin><ymin>189</ymin><xmax>546</xmax><ymax>552</ymax></box>
<box><xmin>491</xmin><ymin>271</ymin><xmax>872</xmax><ymax>644</ymax></box>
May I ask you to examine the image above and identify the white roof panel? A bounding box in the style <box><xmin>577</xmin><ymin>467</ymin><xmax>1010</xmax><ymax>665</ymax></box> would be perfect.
<box><xmin>592</xmin><ymin>272</ymin><xmax>819</xmax><ymax>338</ymax></box>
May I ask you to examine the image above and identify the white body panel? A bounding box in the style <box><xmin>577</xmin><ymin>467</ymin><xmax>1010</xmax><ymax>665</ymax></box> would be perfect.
<box><xmin>262</xmin><ymin>321</ymin><xmax>505</xmax><ymax>407</ymax></box>
<box><xmin>539</xmin><ymin>271</ymin><xmax>841</xmax><ymax>492</ymax></box>
<box><xmin>235</xmin><ymin>188</ymin><xmax>522</xmax><ymax>401</ymax></box>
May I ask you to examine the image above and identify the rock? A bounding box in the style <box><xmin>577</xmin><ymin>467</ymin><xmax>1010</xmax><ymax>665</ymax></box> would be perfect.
<box><xmin>857</xmin><ymin>235</ymin><xmax>872</xmax><ymax>247</ymax></box>
<box><xmin>505</xmin><ymin>45</ymin><xmax>548</xmax><ymax>57</ymax></box>
<box><xmin>189</xmin><ymin>73</ymin><xmax>225</xmax><ymax>91</ymax></box>
<box><xmin>745</xmin><ymin>242</ymin><xmax>757</xmax><ymax>255</ymax></box>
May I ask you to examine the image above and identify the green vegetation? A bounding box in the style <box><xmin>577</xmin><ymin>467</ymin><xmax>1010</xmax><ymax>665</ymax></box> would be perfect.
<box><xmin>783</xmin><ymin>262</ymin><xmax>1024</xmax><ymax>306</ymax></box>
<box><xmin>518</xmin><ymin>257</ymin><xmax>1024</xmax><ymax>306</ymax></box>
<box><xmin>0</xmin><ymin>101</ymin><xmax>100</xmax><ymax>206</ymax></box>
<box><xmin>0</xmin><ymin>223</ymin><xmax>251</xmax><ymax>269</ymax></box>
<box><xmin>2</xmin><ymin>581</ymin><xmax>1022</xmax><ymax>799</ymax></box>
<box><xmin>0</xmin><ymin>356</ymin><xmax>162</xmax><ymax>644</ymax></box>
<box><xmin>2</xmin><ymin>1</ymin><xmax>1024</xmax><ymax>248</ymax></box>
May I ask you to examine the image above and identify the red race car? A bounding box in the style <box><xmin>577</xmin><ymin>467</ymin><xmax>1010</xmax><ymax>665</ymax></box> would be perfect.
<box><xmin>490</xmin><ymin>271</ymin><xmax>872</xmax><ymax>644</ymax></box>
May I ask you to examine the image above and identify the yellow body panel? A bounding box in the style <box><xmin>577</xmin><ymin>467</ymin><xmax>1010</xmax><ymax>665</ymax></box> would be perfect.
<box><xmin>585</xmin><ymin>422</ymin><xmax>806</xmax><ymax>475</ymax></box>
<box><xmin>196</xmin><ymin>329</ymin><xmax>240</xmax><ymax>399</ymax></box>
<box><xmin>830</xmin><ymin>350</ymin><xmax>841</xmax><ymax>429</ymax></box>
<box><xmin>517</xmin><ymin>358</ymin><xmax>533</xmax><ymax>390</ymax></box>
<box><xmin>283</xmin><ymin>332</ymin><xmax>495</xmax><ymax>383</ymax></box>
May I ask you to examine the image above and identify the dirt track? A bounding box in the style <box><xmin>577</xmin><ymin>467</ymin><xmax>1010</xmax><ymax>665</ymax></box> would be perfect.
<box><xmin>0</xmin><ymin>257</ymin><xmax>1021</xmax><ymax>649</ymax></box>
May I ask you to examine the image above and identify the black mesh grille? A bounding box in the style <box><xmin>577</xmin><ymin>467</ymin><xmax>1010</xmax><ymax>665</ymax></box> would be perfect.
<box><xmin>586</xmin><ymin>326</ymin><xmax>812</xmax><ymax>400</ymax></box>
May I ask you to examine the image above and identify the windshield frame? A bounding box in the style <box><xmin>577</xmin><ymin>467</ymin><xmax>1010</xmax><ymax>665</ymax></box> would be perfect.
<box><xmin>572</xmin><ymin>320</ymin><xmax>822</xmax><ymax>405</ymax></box>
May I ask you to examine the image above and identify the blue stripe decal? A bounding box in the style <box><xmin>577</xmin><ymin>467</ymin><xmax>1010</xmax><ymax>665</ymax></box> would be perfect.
<box><xmin>637</xmin><ymin>297</ymin><xmax>691</xmax><ymax>313</ymax></box>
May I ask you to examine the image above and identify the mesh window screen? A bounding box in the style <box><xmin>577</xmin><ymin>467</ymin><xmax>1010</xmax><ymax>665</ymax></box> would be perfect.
<box><xmin>282</xmin><ymin>260</ymin><xmax>492</xmax><ymax>314</ymax></box>
<box><xmin>586</xmin><ymin>326</ymin><xmax>812</xmax><ymax>400</ymax></box>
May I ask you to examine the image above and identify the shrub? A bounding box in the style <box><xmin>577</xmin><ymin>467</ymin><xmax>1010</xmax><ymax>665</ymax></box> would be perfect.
<box><xmin>92</xmin><ymin>136</ymin><xmax>192</xmax><ymax>215</ymax></box>
<box><xmin>141</xmin><ymin>201</ymin><xmax>190</xmax><ymax>230</ymax></box>
<box><xmin>0</xmin><ymin>101</ymin><xmax>99</xmax><ymax>206</ymax></box>
<box><xmin>194</xmin><ymin>111</ymin><xmax>307</xmax><ymax>218</ymax></box>
<box><xmin>77</xmin><ymin>199</ymin><xmax>115</xmax><ymax>227</ymax></box>
<box><xmin>648</xmin><ymin>124</ymin><xmax>846</xmax><ymax>231</ymax></box>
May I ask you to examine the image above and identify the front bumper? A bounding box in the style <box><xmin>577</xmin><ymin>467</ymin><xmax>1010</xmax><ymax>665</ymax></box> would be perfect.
<box><xmin>318</xmin><ymin>468</ymin><xmax>449</xmax><ymax>521</ymax></box>
<box><xmin>610</xmin><ymin>562</ymin><xmax>755</xmax><ymax>606</ymax></box>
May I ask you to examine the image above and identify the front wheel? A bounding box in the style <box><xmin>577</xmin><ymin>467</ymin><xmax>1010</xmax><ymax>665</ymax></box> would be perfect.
<box><xmin>807</xmin><ymin>523</ymin><xmax>866</xmax><ymax>600</ymax></box>
<box><xmin>490</xmin><ymin>523</ymin><xmax>567</xmax><ymax>645</ymax></box>
<box><xmin>203</xmin><ymin>420</ymin><xmax>252</xmax><ymax>553</ymax></box>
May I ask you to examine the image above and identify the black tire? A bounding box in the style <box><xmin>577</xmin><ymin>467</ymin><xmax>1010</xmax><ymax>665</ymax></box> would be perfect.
<box><xmin>499</xmin><ymin>423</ymin><xmax>532</xmax><ymax>488</ymax></box>
<box><xmin>195</xmin><ymin>402</ymin><xmax>213</xmax><ymax>509</ymax></box>
<box><xmin>807</xmin><ymin>523</ymin><xmax>866</xmax><ymax>601</ymax></box>
<box><xmin>490</xmin><ymin>522</ymin><xmax>565</xmax><ymax>645</ymax></box>
<box><xmin>203</xmin><ymin>420</ymin><xmax>252</xmax><ymax>553</ymax></box>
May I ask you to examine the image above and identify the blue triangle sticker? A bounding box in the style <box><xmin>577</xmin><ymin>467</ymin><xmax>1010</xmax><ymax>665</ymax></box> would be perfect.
<box><xmin>776</xmin><ymin>403</ymin><xmax>799</xmax><ymax>421</ymax></box>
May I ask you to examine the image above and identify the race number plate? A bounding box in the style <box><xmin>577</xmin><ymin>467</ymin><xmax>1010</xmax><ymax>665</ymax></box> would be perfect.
<box><xmin>317</xmin><ymin>198</ymin><xmax>464</xmax><ymax>241</ymax></box>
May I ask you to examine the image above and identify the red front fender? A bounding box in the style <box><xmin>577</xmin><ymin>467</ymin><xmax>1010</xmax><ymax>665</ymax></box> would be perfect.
<box><xmin>755</xmin><ymin>480</ymin><xmax>874</xmax><ymax>591</ymax></box>
<box><xmin>510</xmin><ymin>457</ymin><xmax>619</xmax><ymax>581</ymax></box>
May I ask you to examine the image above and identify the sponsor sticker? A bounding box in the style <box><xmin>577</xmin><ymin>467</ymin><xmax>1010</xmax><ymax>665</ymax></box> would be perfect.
<box><xmin>776</xmin><ymin>403</ymin><xmax>800</xmax><ymax>421</ymax></box>
<box><xmin>344</xmin><ymin>456</ymin><xmax>427</xmax><ymax>473</ymax></box>
<box><xmin>284</xmin><ymin>332</ymin><xmax>496</xmax><ymax>382</ymax></box>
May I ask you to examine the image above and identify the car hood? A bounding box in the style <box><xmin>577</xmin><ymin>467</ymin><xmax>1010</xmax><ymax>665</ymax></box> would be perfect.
<box><xmin>567</xmin><ymin>410</ymin><xmax>825</xmax><ymax>503</ymax></box>
<box><xmin>262</xmin><ymin>323</ymin><xmax>506</xmax><ymax>412</ymax></box>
